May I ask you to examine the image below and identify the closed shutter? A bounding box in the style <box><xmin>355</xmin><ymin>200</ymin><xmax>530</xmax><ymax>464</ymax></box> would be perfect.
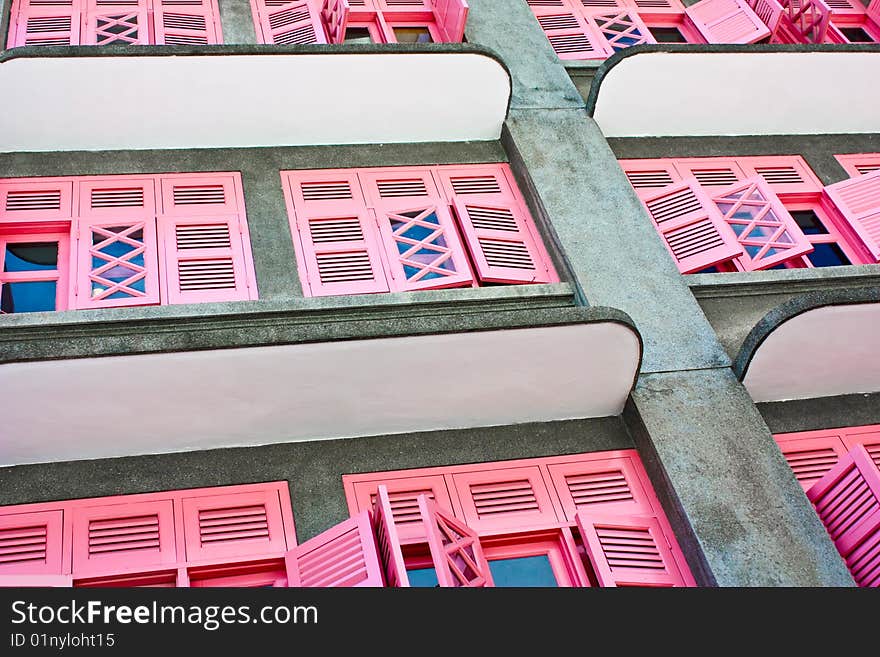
<box><xmin>320</xmin><ymin>0</ymin><xmax>349</xmax><ymax>42</ymax></box>
<box><xmin>835</xmin><ymin>154</ymin><xmax>880</xmax><ymax>178</ymax></box>
<box><xmin>83</xmin><ymin>0</ymin><xmax>151</xmax><ymax>45</ymax></box>
<box><xmin>576</xmin><ymin>511</ymin><xmax>695</xmax><ymax>586</ymax></box>
<box><xmin>685</xmin><ymin>0</ymin><xmax>771</xmax><ymax>43</ymax></box>
<box><xmin>430</xmin><ymin>0</ymin><xmax>468</xmax><ymax>42</ymax></box>
<box><xmin>641</xmin><ymin>178</ymin><xmax>743</xmax><ymax>273</ymax></box>
<box><xmin>709</xmin><ymin>176</ymin><xmax>813</xmax><ymax>270</ymax></box>
<box><xmin>154</xmin><ymin>0</ymin><xmax>222</xmax><ymax>44</ymax></box>
<box><xmin>252</xmin><ymin>0</ymin><xmax>328</xmax><ymax>44</ymax></box>
<box><xmin>372</xmin><ymin>486</ymin><xmax>410</xmax><ymax>587</ymax></box>
<box><xmin>736</xmin><ymin>155</ymin><xmax>823</xmax><ymax>200</ymax></box>
<box><xmin>8</xmin><ymin>0</ymin><xmax>83</xmax><ymax>47</ymax></box>
<box><xmin>775</xmin><ymin>433</ymin><xmax>850</xmax><ymax>491</ymax></box>
<box><xmin>360</xmin><ymin>168</ymin><xmax>474</xmax><ymax>292</ymax></box>
<box><xmin>619</xmin><ymin>159</ymin><xmax>682</xmax><ymax>201</ymax></box>
<box><xmin>673</xmin><ymin>158</ymin><xmax>746</xmax><ymax>188</ymax></box>
<box><xmin>528</xmin><ymin>0</ymin><xmax>613</xmax><ymax>59</ymax></box>
<box><xmin>807</xmin><ymin>445</ymin><xmax>880</xmax><ymax>587</ymax></box>
<box><xmin>0</xmin><ymin>178</ymin><xmax>74</xmax><ymax>222</ymax></box>
<box><xmin>418</xmin><ymin>495</ymin><xmax>493</xmax><ymax>587</ymax></box>
<box><xmin>589</xmin><ymin>11</ymin><xmax>657</xmax><ymax>50</ymax></box>
<box><xmin>842</xmin><ymin>426</ymin><xmax>880</xmax><ymax>472</ymax></box>
<box><xmin>282</xmin><ymin>170</ymin><xmax>390</xmax><ymax>297</ymax></box>
<box><xmin>823</xmin><ymin>169</ymin><xmax>880</xmax><ymax>260</ymax></box>
<box><xmin>0</xmin><ymin>511</ymin><xmax>65</xmax><ymax>576</ymax></box>
<box><xmin>285</xmin><ymin>511</ymin><xmax>384</xmax><ymax>587</ymax></box>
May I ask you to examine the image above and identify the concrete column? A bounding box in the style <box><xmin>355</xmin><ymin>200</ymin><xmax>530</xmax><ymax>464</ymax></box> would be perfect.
<box><xmin>218</xmin><ymin>0</ymin><xmax>259</xmax><ymax>44</ymax></box>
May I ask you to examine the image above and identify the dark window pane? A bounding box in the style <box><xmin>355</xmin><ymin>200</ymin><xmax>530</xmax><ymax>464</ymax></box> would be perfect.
<box><xmin>406</xmin><ymin>567</ymin><xmax>438</xmax><ymax>587</ymax></box>
<box><xmin>790</xmin><ymin>210</ymin><xmax>828</xmax><ymax>235</ymax></box>
<box><xmin>4</xmin><ymin>242</ymin><xmax>58</xmax><ymax>272</ymax></box>
<box><xmin>1</xmin><ymin>280</ymin><xmax>57</xmax><ymax>313</ymax></box>
<box><xmin>343</xmin><ymin>27</ymin><xmax>374</xmax><ymax>44</ymax></box>
<box><xmin>392</xmin><ymin>27</ymin><xmax>433</xmax><ymax>43</ymax></box>
<box><xmin>840</xmin><ymin>27</ymin><xmax>875</xmax><ymax>43</ymax></box>
<box><xmin>692</xmin><ymin>265</ymin><xmax>721</xmax><ymax>274</ymax></box>
<box><xmin>648</xmin><ymin>26</ymin><xmax>688</xmax><ymax>43</ymax></box>
<box><xmin>488</xmin><ymin>555</ymin><xmax>558</xmax><ymax>587</ymax></box>
<box><xmin>807</xmin><ymin>243</ymin><xmax>851</xmax><ymax>267</ymax></box>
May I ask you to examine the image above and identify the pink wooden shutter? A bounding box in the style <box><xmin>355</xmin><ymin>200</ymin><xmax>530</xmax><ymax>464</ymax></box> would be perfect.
<box><xmin>418</xmin><ymin>495</ymin><xmax>494</xmax><ymax>587</ymax></box>
<box><xmin>709</xmin><ymin>176</ymin><xmax>813</xmax><ymax>271</ymax></box>
<box><xmin>282</xmin><ymin>170</ymin><xmax>390</xmax><ymax>297</ymax></box>
<box><xmin>685</xmin><ymin>0</ymin><xmax>771</xmax><ymax>43</ymax></box>
<box><xmin>673</xmin><ymin>158</ymin><xmax>746</xmax><ymax>188</ymax></box>
<box><xmin>372</xmin><ymin>485</ymin><xmax>410</xmax><ymax>587</ymax></box>
<box><xmin>576</xmin><ymin>511</ymin><xmax>694</xmax><ymax>587</ymax></box>
<box><xmin>320</xmin><ymin>0</ymin><xmax>349</xmax><ymax>42</ymax></box>
<box><xmin>777</xmin><ymin>0</ymin><xmax>831</xmax><ymax>43</ymax></box>
<box><xmin>869</xmin><ymin>0</ymin><xmax>879</xmax><ymax>23</ymax></box>
<box><xmin>807</xmin><ymin>446</ymin><xmax>880</xmax><ymax>587</ymax></box>
<box><xmin>0</xmin><ymin>511</ymin><xmax>65</xmax><ymax>576</ymax></box>
<box><xmin>83</xmin><ymin>0</ymin><xmax>151</xmax><ymax>45</ymax></box>
<box><xmin>641</xmin><ymin>178</ymin><xmax>743</xmax><ymax>273</ymax></box>
<box><xmin>619</xmin><ymin>159</ymin><xmax>683</xmax><ymax>201</ymax></box>
<box><xmin>430</xmin><ymin>0</ymin><xmax>468</xmax><ymax>42</ymax></box>
<box><xmin>71</xmin><ymin>499</ymin><xmax>177</xmax><ymax>577</ymax></box>
<box><xmin>774</xmin><ymin>432</ymin><xmax>849</xmax><ymax>491</ymax></box>
<box><xmin>588</xmin><ymin>11</ymin><xmax>657</xmax><ymax>50</ymax></box>
<box><xmin>0</xmin><ymin>178</ymin><xmax>74</xmax><ymax>222</ymax></box>
<box><xmin>154</xmin><ymin>0</ymin><xmax>222</xmax><ymax>44</ymax></box>
<box><xmin>748</xmin><ymin>0</ymin><xmax>783</xmax><ymax>32</ymax></box>
<box><xmin>74</xmin><ymin>177</ymin><xmax>161</xmax><ymax>310</ymax></box>
<box><xmin>285</xmin><ymin>511</ymin><xmax>384</xmax><ymax>587</ymax></box>
<box><xmin>528</xmin><ymin>0</ymin><xmax>613</xmax><ymax>59</ymax></box>
<box><xmin>252</xmin><ymin>0</ymin><xmax>328</xmax><ymax>43</ymax></box>
<box><xmin>0</xmin><ymin>574</ymin><xmax>72</xmax><ymax>587</ymax></box>
<box><xmin>438</xmin><ymin>164</ymin><xmax>559</xmax><ymax>284</ymax></box>
<box><xmin>359</xmin><ymin>168</ymin><xmax>474</xmax><ymax>292</ymax></box>
<box><xmin>842</xmin><ymin>426</ymin><xmax>880</xmax><ymax>472</ymax></box>
<box><xmin>823</xmin><ymin>169</ymin><xmax>880</xmax><ymax>260</ymax></box>
<box><xmin>737</xmin><ymin>155</ymin><xmax>824</xmax><ymax>200</ymax></box>
<box><xmin>181</xmin><ymin>488</ymin><xmax>290</xmax><ymax>563</ymax></box>
<box><xmin>8</xmin><ymin>0</ymin><xmax>83</xmax><ymax>47</ymax></box>
<box><xmin>835</xmin><ymin>154</ymin><xmax>880</xmax><ymax>178</ymax></box>
<box><xmin>158</xmin><ymin>174</ymin><xmax>255</xmax><ymax>304</ymax></box>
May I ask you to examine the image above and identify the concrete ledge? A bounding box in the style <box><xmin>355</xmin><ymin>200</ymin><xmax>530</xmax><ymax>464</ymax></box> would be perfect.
<box><xmin>759</xmin><ymin>392</ymin><xmax>880</xmax><ymax>434</ymax></box>
<box><xmin>690</xmin><ymin>264</ymin><xmax>880</xmax><ymax>299</ymax></box>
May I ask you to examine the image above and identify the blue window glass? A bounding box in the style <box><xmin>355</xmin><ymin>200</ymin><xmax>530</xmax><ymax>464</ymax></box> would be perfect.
<box><xmin>1</xmin><ymin>280</ymin><xmax>57</xmax><ymax>313</ymax></box>
<box><xmin>487</xmin><ymin>555</ymin><xmax>558</xmax><ymax>587</ymax></box>
<box><xmin>806</xmin><ymin>243</ymin><xmax>851</xmax><ymax>268</ymax></box>
<box><xmin>790</xmin><ymin>210</ymin><xmax>828</xmax><ymax>235</ymax></box>
<box><xmin>406</xmin><ymin>567</ymin><xmax>439</xmax><ymax>588</ymax></box>
<box><xmin>4</xmin><ymin>242</ymin><xmax>58</xmax><ymax>272</ymax></box>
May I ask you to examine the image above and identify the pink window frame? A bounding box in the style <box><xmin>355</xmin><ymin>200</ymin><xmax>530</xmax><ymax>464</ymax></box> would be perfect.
<box><xmin>835</xmin><ymin>153</ymin><xmax>880</xmax><ymax>178</ymax></box>
<box><xmin>774</xmin><ymin>424</ymin><xmax>880</xmax><ymax>491</ymax></box>
<box><xmin>0</xmin><ymin>230</ymin><xmax>71</xmax><ymax>313</ymax></box>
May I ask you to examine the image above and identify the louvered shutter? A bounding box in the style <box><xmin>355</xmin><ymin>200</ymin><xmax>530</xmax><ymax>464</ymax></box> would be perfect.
<box><xmin>823</xmin><ymin>169</ymin><xmax>880</xmax><ymax>260</ymax></box>
<box><xmin>418</xmin><ymin>495</ymin><xmax>493</xmax><ymax>587</ymax></box>
<box><xmin>0</xmin><ymin>179</ymin><xmax>74</xmax><ymax>222</ymax></box>
<box><xmin>450</xmin><ymin>466</ymin><xmax>560</xmax><ymax>533</ymax></box>
<box><xmin>253</xmin><ymin>0</ymin><xmax>327</xmax><ymax>44</ymax></box>
<box><xmin>748</xmin><ymin>0</ymin><xmax>783</xmax><ymax>32</ymax></box>
<box><xmin>835</xmin><ymin>154</ymin><xmax>880</xmax><ymax>178</ymax></box>
<box><xmin>320</xmin><ymin>0</ymin><xmax>349</xmax><ymax>42</ymax></box>
<box><xmin>181</xmin><ymin>488</ymin><xmax>290</xmax><ymax>563</ymax></box>
<box><xmin>588</xmin><ymin>11</ymin><xmax>657</xmax><ymax>50</ymax></box>
<box><xmin>284</xmin><ymin>511</ymin><xmax>384</xmax><ymax>587</ymax></box>
<box><xmin>576</xmin><ymin>511</ymin><xmax>695</xmax><ymax>587</ymax></box>
<box><xmin>685</xmin><ymin>0</ymin><xmax>771</xmax><ymax>43</ymax></box>
<box><xmin>807</xmin><ymin>445</ymin><xmax>880</xmax><ymax>587</ymax></box>
<box><xmin>736</xmin><ymin>155</ymin><xmax>824</xmax><ymax>199</ymax></box>
<box><xmin>430</xmin><ymin>0</ymin><xmax>467</xmax><ymax>42</ymax></box>
<box><xmin>282</xmin><ymin>170</ymin><xmax>390</xmax><ymax>297</ymax></box>
<box><xmin>74</xmin><ymin>178</ymin><xmax>161</xmax><ymax>309</ymax></box>
<box><xmin>83</xmin><ymin>0</ymin><xmax>151</xmax><ymax>45</ymax></box>
<box><xmin>842</xmin><ymin>427</ymin><xmax>880</xmax><ymax>472</ymax></box>
<box><xmin>641</xmin><ymin>178</ymin><xmax>743</xmax><ymax>273</ymax></box>
<box><xmin>71</xmin><ymin>500</ymin><xmax>177</xmax><ymax>577</ymax></box>
<box><xmin>580</xmin><ymin>0</ymin><xmax>688</xmax><ymax>16</ymax></box>
<box><xmin>709</xmin><ymin>177</ymin><xmax>813</xmax><ymax>270</ymax></box>
<box><xmin>438</xmin><ymin>165</ymin><xmax>558</xmax><ymax>284</ymax></box>
<box><xmin>154</xmin><ymin>0</ymin><xmax>222</xmax><ymax>44</ymax></box>
<box><xmin>619</xmin><ymin>159</ymin><xmax>682</xmax><ymax>201</ymax></box>
<box><xmin>672</xmin><ymin>158</ymin><xmax>746</xmax><ymax>188</ymax></box>
<box><xmin>869</xmin><ymin>0</ymin><xmax>879</xmax><ymax>23</ymax></box>
<box><xmin>360</xmin><ymin>168</ymin><xmax>474</xmax><ymax>292</ymax></box>
<box><xmin>0</xmin><ymin>511</ymin><xmax>65</xmax><ymax>576</ymax></box>
<box><xmin>8</xmin><ymin>0</ymin><xmax>83</xmax><ymax>47</ymax></box>
<box><xmin>775</xmin><ymin>434</ymin><xmax>849</xmax><ymax>491</ymax></box>
<box><xmin>371</xmin><ymin>486</ymin><xmax>410</xmax><ymax>587</ymax></box>
<box><xmin>528</xmin><ymin>0</ymin><xmax>613</xmax><ymax>59</ymax></box>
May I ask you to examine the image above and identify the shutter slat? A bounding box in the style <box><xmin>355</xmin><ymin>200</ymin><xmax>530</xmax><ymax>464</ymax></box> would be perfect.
<box><xmin>255</xmin><ymin>0</ymin><xmax>328</xmax><ymax>43</ymax></box>
<box><xmin>155</xmin><ymin>0</ymin><xmax>222</xmax><ymax>44</ymax></box>
<box><xmin>10</xmin><ymin>2</ymin><xmax>82</xmax><ymax>46</ymax></box>
<box><xmin>0</xmin><ymin>512</ymin><xmax>64</xmax><ymax>575</ymax></box>
<box><xmin>372</xmin><ymin>486</ymin><xmax>410</xmax><ymax>587</ymax></box>
<box><xmin>530</xmin><ymin>2</ymin><xmax>613</xmax><ymax>59</ymax></box>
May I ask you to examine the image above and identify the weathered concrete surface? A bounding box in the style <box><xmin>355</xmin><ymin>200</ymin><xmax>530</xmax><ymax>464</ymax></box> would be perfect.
<box><xmin>759</xmin><ymin>392</ymin><xmax>880</xmax><ymax>434</ymax></box>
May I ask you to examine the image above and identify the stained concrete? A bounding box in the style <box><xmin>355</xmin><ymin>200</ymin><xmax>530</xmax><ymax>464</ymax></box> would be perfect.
<box><xmin>759</xmin><ymin>392</ymin><xmax>880</xmax><ymax>434</ymax></box>
<box><xmin>218</xmin><ymin>0</ymin><xmax>258</xmax><ymax>44</ymax></box>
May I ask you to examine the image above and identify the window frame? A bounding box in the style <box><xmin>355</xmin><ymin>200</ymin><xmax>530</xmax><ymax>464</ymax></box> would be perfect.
<box><xmin>0</xmin><ymin>230</ymin><xmax>71</xmax><ymax>313</ymax></box>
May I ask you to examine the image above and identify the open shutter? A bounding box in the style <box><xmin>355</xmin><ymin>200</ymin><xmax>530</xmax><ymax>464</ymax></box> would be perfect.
<box><xmin>0</xmin><ymin>511</ymin><xmax>65</xmax><ymax>576</ymax></box>
<box><xmin>74</xmin><ymin>177</ymin><xmax>161</xmax><ymax>309</ymax></box>
<box><xmin>869</xmin><ymin>0</ymin><xmax>879</xmax><ymax>23</ymax></box>
<box><xmin>576</xmin><ymin>511</ymin><xmax>695</xmax><ymax>587</ymax></box>
<box><xmin>748</xmin><ymin>0</ymin><xmax>783</xmax><ymax>32</ymax></box>
<box><xmin>285</xmin><ymin>511</ymin><xmax>384</xmax><ymax>587</ymax></box>
<box><xmin>282</xmin><ymin>170</ymin><xmax>390</xmax><ymax>297</ymax></box>
<box><xmin>775</xmin><ymin>433</ymin><xmax>850</xmax><ymax>491</ymax></box>
<box><xmin>83</xmin><ymin>0</ymin><xmax>151</xmax><ymax>45</ymax></box>
<box><xmin>360</xmin><ymin>168</ymin><xmax>474</xmax><ymax>292</ymax></box>
<box><xmin>588</xmin><ymin>11</ymin><xmax>657</xmax><ymax>50</ymax></box>
<box><xmin>418</xmin><ymin>495</ymin><xmax>494</xmax><ymax>587</ymax></box>
<box><xmin>253</xmin><ymin>0</ymin><xmax>328</xmax><ymax>44</ymax></box>
<box><xmin>685</xmin><ymin>0</ymin><xmax>771</xmax><ymax>43</ymax></box>
<box><xmin>372</xmin><ymin>486</ymin><xmax>410</xmax><ymax>587</ymax></box>
<box><xmin>154</xmin><ymin>0</ymin><xmax>222</xmax><ymax>44</ymax></box>
<box><xmin>823</xmin><ymin>169</ymin><xmax>880</xmax><ymax>261</ymax></box>
<box><xmin>709</xmin><ymin>176</ymin><xmax>813</xmax><ymax>270</ymax></box>
<box><xmin>776</xmin><ymin>0</ymin><xmax>831</xmax><ymax>43</ymax></box>
<box><xmin>807</xmin><ymin>446</ymin><xmax>880</xmax><ymax>587</ymax></box>
<box><xmin>528</xmin><ymin>0</ymin><xmax>613</xmax><ymax>59</ymax></box>
<box><xmin>430</xmin><ymin>0</ymin><xmax>468</xmax><ymax>42</ymax></box>
<box><xmin>842</xmin><ymin>427</ymin><xmax>880</xmax><ymax>472</ymax></box>
<box><xmin>641</xmin><ymin>178</ymin><xmax>743</xmax><ymax>273</ymax></box>
<box><xmin>8</xmin><ymin>0</ymin><xmax>83</xmax><ymax>47</ymax></box>
<box><xmin>320</xmin><ymin>0</ymin><xmax>349</xmax><ymax>42</ymax></box>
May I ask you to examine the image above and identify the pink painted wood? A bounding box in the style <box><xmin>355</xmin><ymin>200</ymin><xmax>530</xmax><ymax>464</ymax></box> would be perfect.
<box><xmin>529</xmin><ymin>0</ymin><xmax>613</xmax><ymax>59</ymax></box>
<box><xmin>835</xmin><ymin>153</ymin><xmax>880</xmax><ymax>178</ymax></box>
<box><xmin>735</xmin><ymin>155</ymin><xmax>825</xmax><ymax>201</ymax></box>
<box><xmin>685</xmin><ymin>0</ymin><xmax>771</xmax><ymax>43</ymax></box>
<box><xmin>0</xmin><ymin>574</ymin><xmax>73</xmax><ymax>587</ymax></box>
<box><xmin>321</xmin><ymin>0</ymin><xmax>350</xmax><ymax>42</ymax></box>
<box><xmin>774</xmin><ymin>424</ymin><xmax>880</xmax><ymax>490</ymax></box>
<box><xmin>0</xmin><ymin>178</ymin><xmax>74</xmax><ymax>223</ymax></box>
<box><xmin>372</xmin><ymin>485</ymin><xmax>411</xmax><ymax>587</ymax></box>
<box><xmin>417</xmin><ymin>494</ymin><xmax>494</xmax><ymax>587</ymax></box>
<box><xmin>83</xmin><ymin>0</ymin><xmax>151</xmax><ymax>46</ymax></box>
<box><xmin>748</xmin><ymin>0</ymin><xmax>783</xmax><ymax>33</ymax></box>
<box><xmin>807</xmin><ymin>445</ymin><xmax>880</xmax><ymax>587</ymax></box>
<box><xmin>7</xmin><ymin>0</ymin><xmax>83</xmax><ymax>47</ymax></box>
<box><xmin>154</xmin><ymin>0</ymin><xmax>223</xmax><ymax>44</ymax></box>
<box><xmin>252</xmin><ymin>0</ymin><xmax>329</xmax><ymax>44</ymax></box>
<box><xmin>590</xmin><ymin>11</ymin><xmax>658</xmax><ymax>49</ymax></box>
<box><xmin>0</xmin><ymin>511</ymin><xmax>64</xmax><ymax>576</ymax></box>
<box><xmin>0</xmin><ymin>231</ymin><xmax>71</xmax><ymax>313</ymax></box>
<box><xmin>869</xmin><ymin>0</ymin><xmax>879</xmax><ymax>22</ymax></box>
<box><xmin>618</xmin><ymin>159</ymin><xmax>684</xmax><ymax>201</ymax></box>
<box><xmin>823</xmin><ymin>169</ymin><xmax>880</xmax><ymax>260</ymax></box>
<box><xmin>774</xmin><ymin>0</ymin><xmax>831</xmax><ymax>42</ymax></box>
<box><xmin>641</xmin><ymin>178</ymin><xmax>744</xmax><ymax>273</ymax></box>
<box><xmin>580</xmin><ymin>0</ymin><xmax>688</xmax><ymax>17</ymax></box>
<box><xmin>430</xmin><ymin>0</ymin><xmax>468</xmax><ymax>42</ymax></box>
<box><xmin>285</xmin><ymin>510</ymin><xmax>384</xmax><ymax>587</ymax></box>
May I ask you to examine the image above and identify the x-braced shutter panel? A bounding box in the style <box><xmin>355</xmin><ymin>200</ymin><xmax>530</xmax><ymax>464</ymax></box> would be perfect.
<box><xmin>823</xmin><ymin>169</ymin><xmax>880</xmax><ymax>260</ymax></box>
<box><xmin>254</xmin><ymin>0</ymin><xmax>328</xmax><ymax>43</ymax></box>
<box><xmin>807</xmin><ymin>446</ymin><xmax>880</xmax><ymax>587</ymax></box>
<box><xmin>576</xmin><ymin>511</ymin><xmax>695</xmax><ymax>587</ymax></box>
<box><xmin>710</xmin><ymin>176</ymin><xmax>813</xmax><ymax>270</ymax></box>
<box><xmin>418</xmin><ymin>495</ymin><xmax>493</xmax><ymax>587</ymax></box>
<box><xmin>182</xmin><ymin>489</ymin><xmax>290</xmax><ymax>563</ymax></box>
<box><xmin>83</xmin><ymin>0</ymin><xmax>151</xmax><ymax>45</ymax></box>
<box><xmin>590</xmin><ymin>11</ymin><xmax>657</xmax><ymax>51</ymax></box>
<box><xmin>430</xmin><ymin>0</ymin><xmax>468</xmax><ymax>42</ymax></box>
<box><xmin>71</xmin><ymin>500</ymin><xmax>177</xmax><ymax>577</ymax></box>
<box><xmin>320</xmin><ymin>0</ymin><xmax>349</xmax><ymax>42</ymax></box>
<box><xmin>372</xmin><ymin>486</ymin><xmax>410</xmax><ymax>587</ymax></box>
<box><xmin>285</xmin><ymin>511</ymin><xmax>384</xmax><ymax>587</ymax></box>
<box><xmin>775</xmin><ymin>434</ymin><xmax>849</xmax><ymax>491</ymax></box>
<box><xmin>777</xmin><ymin>0</ymin><xmax>831</xmax><ymax>43</ymax></box>
<box><xmin>0</xmin><ymin>179</ymin><xmax>74</xmax><ymax>222</ymax></box>
<box><xmin>283</xmin><ymin>170</ymin><xmax>390</xmax><ymax>296</ymax></box>
<box><xmin>530</xmin><ymin>2</ymin><xmax>613</xmax><ymax>59</ymax></box>
<box><xmin>642</xmin><ymin>178</ymin><xmax>743</xmax><ymax>273</ymax></box>
<box><xmin>0</xmin><ymin>511</ymin><xmax>64</xmax><ymax>576</ymax></box>
<box><xmin>8</xmin><ymin>0</ymin><xmax>83</xmax><ymax>47</ymax></box>
<box><xmin>685</xmin><ymin>0</ymin><xmax>770</xmax><ymax>43</ymax></box>
<box><xmin>154</xmin><ymin>0</ymin><xmax>222</xmax><ymax>44</ymax></box>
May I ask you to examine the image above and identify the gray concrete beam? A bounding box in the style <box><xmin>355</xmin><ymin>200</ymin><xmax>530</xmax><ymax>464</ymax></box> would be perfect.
<box><xmin>759</xmin><ymin>392</ymin><xmax>880</xmax><ymax>434</ymax></box>
<box><xmin>218</xmin><ymin>0</ymin><xmax>259</xmax><ymax>44</ymax></box>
